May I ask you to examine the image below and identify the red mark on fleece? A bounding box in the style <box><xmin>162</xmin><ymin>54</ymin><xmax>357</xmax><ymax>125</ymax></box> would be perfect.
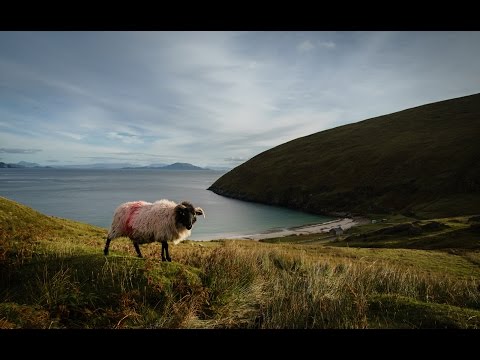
<box><xmin>124</xmin><ymin>201</ymin><xmax>144</xmax><ymax>236</ymax></box>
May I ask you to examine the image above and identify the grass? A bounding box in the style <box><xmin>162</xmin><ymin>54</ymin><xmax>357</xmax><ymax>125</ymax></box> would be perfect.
<box><xmin>368</xmin><ymin>294</ymin><xmax>480</xmax><ymax>329</ymax></box>
<box><xmin>1</xmin><ymin>196</ymin><xmax>479</xmax><ymax>328</ymax></box>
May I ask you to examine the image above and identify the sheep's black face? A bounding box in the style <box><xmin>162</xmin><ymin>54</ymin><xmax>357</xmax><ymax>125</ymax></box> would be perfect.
<box><xmin>176</xmin><ymin>202</ymin><xmax>197</xmax><ymax>230</ymax></box>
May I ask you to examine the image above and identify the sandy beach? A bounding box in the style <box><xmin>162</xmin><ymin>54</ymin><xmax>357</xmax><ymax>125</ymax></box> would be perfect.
<box><xmin>227</xmin><ymin>217</ymin><xmax>369</xmax><ymax>241</ymax></box>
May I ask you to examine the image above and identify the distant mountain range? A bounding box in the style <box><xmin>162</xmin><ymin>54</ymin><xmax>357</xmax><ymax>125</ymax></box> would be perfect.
<box><xmin>56</xmin><ymin>162</ymin><xmax>139</xmax><ymax>169</ymax></box>
<box><xmin>0</xmin><ymin>161</ymin><xmax>52</xmax><ymax>168</ymax></box>
<box><xmin>0</xmin><ymin>161</ymin><xmax>220</xmax><ymax>171</ymax></box>
<box><xmin>122</xmin><ymin>162</ymin><xmax>208</xmax><ymax>170</ymax></box>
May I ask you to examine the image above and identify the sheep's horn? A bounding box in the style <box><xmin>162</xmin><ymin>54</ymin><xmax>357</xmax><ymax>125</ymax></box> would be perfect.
<box><xmin>195</xmin><ymin>207</ymin><xmax>206</xmax><ymax>218</ymax></box>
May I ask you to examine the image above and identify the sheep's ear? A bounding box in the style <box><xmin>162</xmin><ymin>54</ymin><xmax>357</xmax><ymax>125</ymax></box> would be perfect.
<box><xmin>195</xmin><ymin>207</ymin><xmax>205</xmax><ymax>218</ymax></box>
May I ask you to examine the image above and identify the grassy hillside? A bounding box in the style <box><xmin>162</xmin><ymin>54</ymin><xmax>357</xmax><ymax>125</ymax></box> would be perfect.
<box><xmin>208</xmin><ymin>93</ymin><xmax>480</xmax><ymax>218</ymax></box>
<box><xmin>1</xmin><ymin>196</ymin><xmax>479</xmax><ymax>329</ymax></box>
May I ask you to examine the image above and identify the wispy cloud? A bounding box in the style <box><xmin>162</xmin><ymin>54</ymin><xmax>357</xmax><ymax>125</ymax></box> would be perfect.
<box><xmin>224</xmin><ymin>156</ymin><xmax>249</xmax><ymax>165</ymax></box>
<box><xmin>1</xmin><ymin>31</ymin><xmax>480</xmax><ymax>167</ymax></box>
<box><xmin>318</xmin><ymin>40</ymin><xmax>335</xmax><ymax>48</ymax></box>
<box><xmin>0</xmin><ymin>147</ymin><xmax>42</xmax><ymax>154</ymax></box>
<box><xmin>56</xmin><ymin>131</ymin><xmax>84</xmax><ymax>141</ymax></box>
<box><xmin>107</xmin><ymin>132</ymin><xmax>144</xmax><ymax>144</ymax></box>
<box><xmin>297</xmin><ymin>40</ymin><xmax>315</xmax><ymax>52</ymax></box>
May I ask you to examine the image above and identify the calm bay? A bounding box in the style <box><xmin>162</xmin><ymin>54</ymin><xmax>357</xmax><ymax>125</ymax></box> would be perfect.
<box><xmin>0</xmin><ymin>168</ymin><xmax>332</xmax><ymax>240</ymax></box>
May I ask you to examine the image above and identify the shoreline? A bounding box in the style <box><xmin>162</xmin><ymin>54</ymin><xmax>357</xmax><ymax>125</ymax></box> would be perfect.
<box><xmin>222</xmin><ymin>216</ymin><xmax>370</xmax><ymax>241</ymax></box>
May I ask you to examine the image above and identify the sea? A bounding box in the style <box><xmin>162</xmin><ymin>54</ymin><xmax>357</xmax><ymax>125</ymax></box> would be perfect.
<box><xmin>0</xmin><ymin>168</ymin><xmax>332</xmax><ymax>240</ymax></box>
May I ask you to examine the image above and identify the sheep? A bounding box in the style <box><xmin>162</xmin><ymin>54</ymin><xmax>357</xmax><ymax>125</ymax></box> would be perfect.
<box><xmin>103</xmin><ymin>199</ymin><xmax>205</xmax><ymax>262</ymax></box>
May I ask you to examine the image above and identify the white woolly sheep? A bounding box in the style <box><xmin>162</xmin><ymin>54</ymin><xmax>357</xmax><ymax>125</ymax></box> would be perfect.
<box><xmin>103</xmin><ymin>199</ymin><xmax>205</xmax><ymax>262</ymax></box>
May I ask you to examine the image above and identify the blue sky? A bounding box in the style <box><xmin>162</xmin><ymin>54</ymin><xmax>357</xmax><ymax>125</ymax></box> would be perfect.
<box><xmin>1</xmin><ymin>31</ymin><xmax>479</xmax><ymax>168</ymax></box>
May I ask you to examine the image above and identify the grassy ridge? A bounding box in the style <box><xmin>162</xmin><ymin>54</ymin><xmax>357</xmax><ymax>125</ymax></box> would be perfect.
<box><xmin>208</xmin><ymin>93</ymin><xmax>480</xmax><ymax>218</ymax></box>
<box><xmin>1</xmin><ymin>196</ymin><xmax>479</xmax><ymax>328</ymax></box>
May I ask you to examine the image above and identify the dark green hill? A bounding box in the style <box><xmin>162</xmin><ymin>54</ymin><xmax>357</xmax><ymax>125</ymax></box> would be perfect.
<box><xmin>209</xmin><ymin>93</ymin><xmax>480</xmax><ymax>218</ymax></box>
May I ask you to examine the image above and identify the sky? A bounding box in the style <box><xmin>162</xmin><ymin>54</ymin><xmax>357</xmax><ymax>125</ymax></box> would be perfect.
<box><xmin>1</xmin><ymin>31</ymin><xmax>479</xmax><ymax>168</ymax></box>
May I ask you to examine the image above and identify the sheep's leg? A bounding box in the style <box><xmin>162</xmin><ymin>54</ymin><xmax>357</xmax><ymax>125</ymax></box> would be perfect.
<box><xmin>161</xmin><ymin>241</ymin><xmax>166</xmax><ymax>261</ymax></box>
<box><xmin>161</xmin><ymin>241</ymin><xmax>171</xmax><ymax>262</ymax></box>
<box><xmin>133</xmin><ymin>241</ymin><xmax>143</xmax><ymax>258</ymax></box>
<box><xmin>104</xmin><ymin>236</ymin><xmax>112</xmax><ymax>256</ymax></box>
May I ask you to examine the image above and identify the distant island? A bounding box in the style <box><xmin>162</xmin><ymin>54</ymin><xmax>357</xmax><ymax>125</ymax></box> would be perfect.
<box><xmin>0</xmin><ymin>161</ymin><xmax>216</xmax><ymax>170</ymax></box>
<box><xmin>0</xmin><ymin>162</ymin><xmax>24</xmax><ymax>168</ymax></box>
<box><xmin>122</xmin><ymin>162</ymin><xmax>209</xmax><ymax>170</ymax></box>
<box><xmin>0</xmin><ymin>161</ymin><xmax>52</xmax><ymax>169</ymax></box>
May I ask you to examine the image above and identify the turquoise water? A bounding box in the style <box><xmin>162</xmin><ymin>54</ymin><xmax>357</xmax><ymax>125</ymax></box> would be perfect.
<box><xmin>0</xmin><ymin>168</ymin><xmax>332</xmax><ymax>240</ymax></box>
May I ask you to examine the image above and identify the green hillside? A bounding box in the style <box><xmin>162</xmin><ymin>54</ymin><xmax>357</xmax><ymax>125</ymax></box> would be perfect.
<box><xmin>1</xmin><ymin>196</ymin><xmax>479</xmax><ymax>328</ymax></box>
<box><xmin>209</xmin><ymin>93</ymin><xmax>480</xmax><ymax>218</ymax></box>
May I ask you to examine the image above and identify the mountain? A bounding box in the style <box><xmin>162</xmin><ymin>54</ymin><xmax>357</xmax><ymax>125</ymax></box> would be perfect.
<box><xmin>209</xmin><ymin>93</ymin><xmax>480</xmax><ymax>219</ymax></box>
<box><xmin>0</xmin><ymin>161</ymin><xmax>208</xmax><ymax>170</ymax></box>
<box><xmin>17</xmin><ymin>161</ymin><xmax>41</xmax><ymax>167</ymax></box>
<box><xmin>162</xmin><ymin>162</ymin><xmax>206</xmax><ymax>170</ymax></box>
<box><xmin>58</xmin><ymin>163</ymin><xmax>139</xmax><ymax>169</ymax></box>
<box><xmin>0</xmin><ymin>161</ymin><xmax>50</xmax><ymax>168</ymax></box>
<box><xmin>0</xmin><ymin>161</ymin><xmax>51</xmax><ymax>169</ymax></box>
<box><xmin>122</xmin><ymin>162</ymin><xmax>207</xmax><ymax>170</ymax></box>
<box><xmin>0</xmin><ymin>162</ymin><xmax>25</xmax><ymax>168</ymax></box>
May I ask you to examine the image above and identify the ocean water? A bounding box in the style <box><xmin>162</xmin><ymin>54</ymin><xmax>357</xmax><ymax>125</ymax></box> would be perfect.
<box><xmin>0</xmin><ymin>168</ymin><xmax>332</xmax><ymax>240</ymax></box>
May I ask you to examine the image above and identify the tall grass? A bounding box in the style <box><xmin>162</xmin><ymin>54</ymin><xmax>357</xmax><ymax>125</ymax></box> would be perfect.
<box><xmin>2</xmin><ymin>240</ymin><xmax>479</xmax><ymax>328</ymax></box>
<box><xmin>174</xmin><ymin>242</ymin><xmax>480</xmax><ymax>328</ymax></box>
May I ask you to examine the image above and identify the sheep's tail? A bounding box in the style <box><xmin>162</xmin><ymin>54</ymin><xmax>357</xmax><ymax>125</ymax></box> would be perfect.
<box><xmin>195</xmin><ymin>207</ymin><xmax>206</xmax><ymax>218</ymax></box>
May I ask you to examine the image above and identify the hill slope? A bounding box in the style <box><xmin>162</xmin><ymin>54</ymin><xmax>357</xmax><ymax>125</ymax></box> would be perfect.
<box><xmin>209</xmin><ymin>93</ymin><xmax>480</xmax><ymax>218</ymax></box>
<box><xmin>1</xmin><ymin>196</ymin><xmax>479</xmax><ymax>329</ymax></box>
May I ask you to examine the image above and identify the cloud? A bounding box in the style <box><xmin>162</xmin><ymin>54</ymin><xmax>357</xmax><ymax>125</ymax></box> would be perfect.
<box><xmin>107</xmin><ymin>132</ymin><xmax>144</xmax><ymax>144</ymax></box>
<box><xmin>79</xmin><ymin>156</ymin><xmax>133</xmax><ymax>161</ymax></box>
<box><xmin>224</xmin><ymin>156</ymin><xmax>249</xmax><ymax>165</ymax></box>
<box><xmin>318</xmin><ymin>41</ymin><xmax>335</xmax><ymax>49</ymax></box>
<box><xmin>297</xmin><ymin>40</ymin><xmax>315</xmax><ymax>52</ymax></box>
<box><xmin>109</xmin><ymin>151</ymin><xmax>160</xmax><ymax>157</ymax></box>
<box><xmin>0</xmin><ymin>147</ymin><xmax>42</xmax><ymax>154</ymax></box>
<box><xmin>1</xmin><ymin>31</ymin><xmax>480</xmax><ymax>168</ymax></box>
<box><xmin>56</xmin><ymin>131</ymin><xmax>84</xmax><ymax>141</ymax></box>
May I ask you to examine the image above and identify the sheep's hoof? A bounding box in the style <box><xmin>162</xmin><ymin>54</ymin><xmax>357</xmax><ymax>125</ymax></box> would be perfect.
<box><xmin>104</xmin><ymin>250</ymin><xmax>109</xmax><ymax>256</ymax></box>
<box><xmin>167</xmin><ymin>257</ymin><xmax>172</xmax><ymax>262</ymax></box>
